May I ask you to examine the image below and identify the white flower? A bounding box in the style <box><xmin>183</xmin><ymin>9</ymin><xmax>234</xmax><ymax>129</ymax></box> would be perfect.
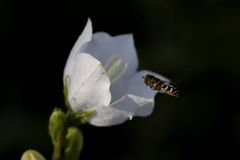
<box><xmin>63</xmin><ymin>19</ymin><xmax>169</xmax><ymax>126</ymax></box>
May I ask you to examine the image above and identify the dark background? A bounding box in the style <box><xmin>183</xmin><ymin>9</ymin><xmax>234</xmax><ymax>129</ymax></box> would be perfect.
<box><xmin>1</xmin><ymin>0</ymin><xmax>240</xmax><ymax>159</ymax></box>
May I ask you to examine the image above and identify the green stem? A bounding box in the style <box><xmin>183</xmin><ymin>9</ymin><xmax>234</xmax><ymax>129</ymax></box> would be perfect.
<box><xmin>52</xmin><ymin>142</ymin><xmax>62</xmax><ymax>160</ymax></box>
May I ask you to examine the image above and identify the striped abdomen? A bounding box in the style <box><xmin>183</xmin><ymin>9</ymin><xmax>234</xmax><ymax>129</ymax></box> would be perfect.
<box><xmin>159</xmin><ymin>83</ymin><xmax>179</xmax><ymax>97</ymax></box>
<box><xmin>143</xmin><ymin>74</ymin><xmax>179</xmax><ymax>97</ymax></box>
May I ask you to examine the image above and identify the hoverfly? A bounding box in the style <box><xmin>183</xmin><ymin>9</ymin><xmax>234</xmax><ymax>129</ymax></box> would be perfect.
<box><xmin>143</xmin><ymin>74</ymin><xmax>179</xmax><ymax>97</ymax></box>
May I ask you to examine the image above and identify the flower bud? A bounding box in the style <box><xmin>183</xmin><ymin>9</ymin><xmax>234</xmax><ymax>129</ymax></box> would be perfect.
<box><xmin>49</xmin><ymin>108</ymin><xmax>67</xmax><ymax>146</ymax></box>
<box><xmin>63</xmin><ymin>127</ymin><xmax>83</xmax><ymax>160</ymax></box>
<box><xmin>21</xmin><ymin>149</ymin><xmax>45</xmax><ymax>160</ymax></box>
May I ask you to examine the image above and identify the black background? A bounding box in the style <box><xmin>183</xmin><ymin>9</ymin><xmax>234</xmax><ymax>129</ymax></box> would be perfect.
<box><xmin>1</xmin><ymin>0</ymin><xmax>240</xmax><ymax>159</ymax></box>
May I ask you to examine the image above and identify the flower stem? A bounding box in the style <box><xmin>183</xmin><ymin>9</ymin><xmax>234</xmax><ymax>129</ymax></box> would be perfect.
<box><xmin>52</xmin><ymin>142</ymin><xmax>62</xmax><ymax>160</ymax></box>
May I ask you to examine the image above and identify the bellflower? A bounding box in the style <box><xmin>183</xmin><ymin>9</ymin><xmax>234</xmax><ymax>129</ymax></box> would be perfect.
<box><xmin>63</xmin><ymin>19</ymin><xmax>169</xmax><ymax>126</ymax></box>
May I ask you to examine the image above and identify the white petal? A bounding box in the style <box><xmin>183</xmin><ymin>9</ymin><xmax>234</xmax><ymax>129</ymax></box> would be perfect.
<box><xmin>89</xmin><ymin>70</ymin><xmax>167</xmax><ymax>126</ymax></box>
<box><xmin>119</xmin><ymin>70</ymin><xmax>172</xmax><ymax>116</ymax></box>
<box><xmin>88</xmin><ymin>94</ymin><xmax>154</xmax><ymax>127</ymax></box>
<box><xmin>81</xmin><ymin>32</ymin><xmax>139</xmax><ymax>101</ymax></box>
<box><xmin>68</xmin><ymin>53</ymin><xmax>111</xmax><ymax>112</ymax></box>
<box><xmin>126</xmin><ymin>94</ymin><xmax>154</xmax><ymax>117</ymax></box>
<box><xmin>83</xmin><ymin>32</ymin><xmax>138</xmax><ymax>73</ymax></box>
<box><xmin>64</xmin><ymin>18</ymin><xmax>93</xmax><ymax>81</ymax></box>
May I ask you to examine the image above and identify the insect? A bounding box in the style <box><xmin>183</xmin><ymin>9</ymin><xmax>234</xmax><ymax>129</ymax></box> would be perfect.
<box><xmin>143</xmin><ymin>74</ymin><xmax>179</xmax><ymax>97</ymax></box>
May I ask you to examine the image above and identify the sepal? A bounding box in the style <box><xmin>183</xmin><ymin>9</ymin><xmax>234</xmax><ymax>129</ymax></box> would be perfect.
<box><xmin>67</xmin><ymin>109</ymin><xmax>95</xmax><ymax>126</ymax></box>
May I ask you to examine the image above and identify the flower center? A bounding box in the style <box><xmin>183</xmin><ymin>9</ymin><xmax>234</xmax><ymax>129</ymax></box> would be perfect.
<box><xmin>104</xmin><ymin>54</ymin><xmax>128</xmax><ymax>84</ymax></box>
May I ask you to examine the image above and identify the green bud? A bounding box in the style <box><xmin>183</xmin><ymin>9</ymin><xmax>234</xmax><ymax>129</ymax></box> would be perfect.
<box><xmin>21</xmin><ymin>149</ymin><xmax>45</xmax><ymax>160</ymax></box>
<box><xmin>63</xmin><ymin>127</ymin><xmax>83</xmax><ymax>160</ymax></box>
<box><xmin>49</xmin><ymin>108</ymin><xmax>67</xmax><ymax>146</ymax></box>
